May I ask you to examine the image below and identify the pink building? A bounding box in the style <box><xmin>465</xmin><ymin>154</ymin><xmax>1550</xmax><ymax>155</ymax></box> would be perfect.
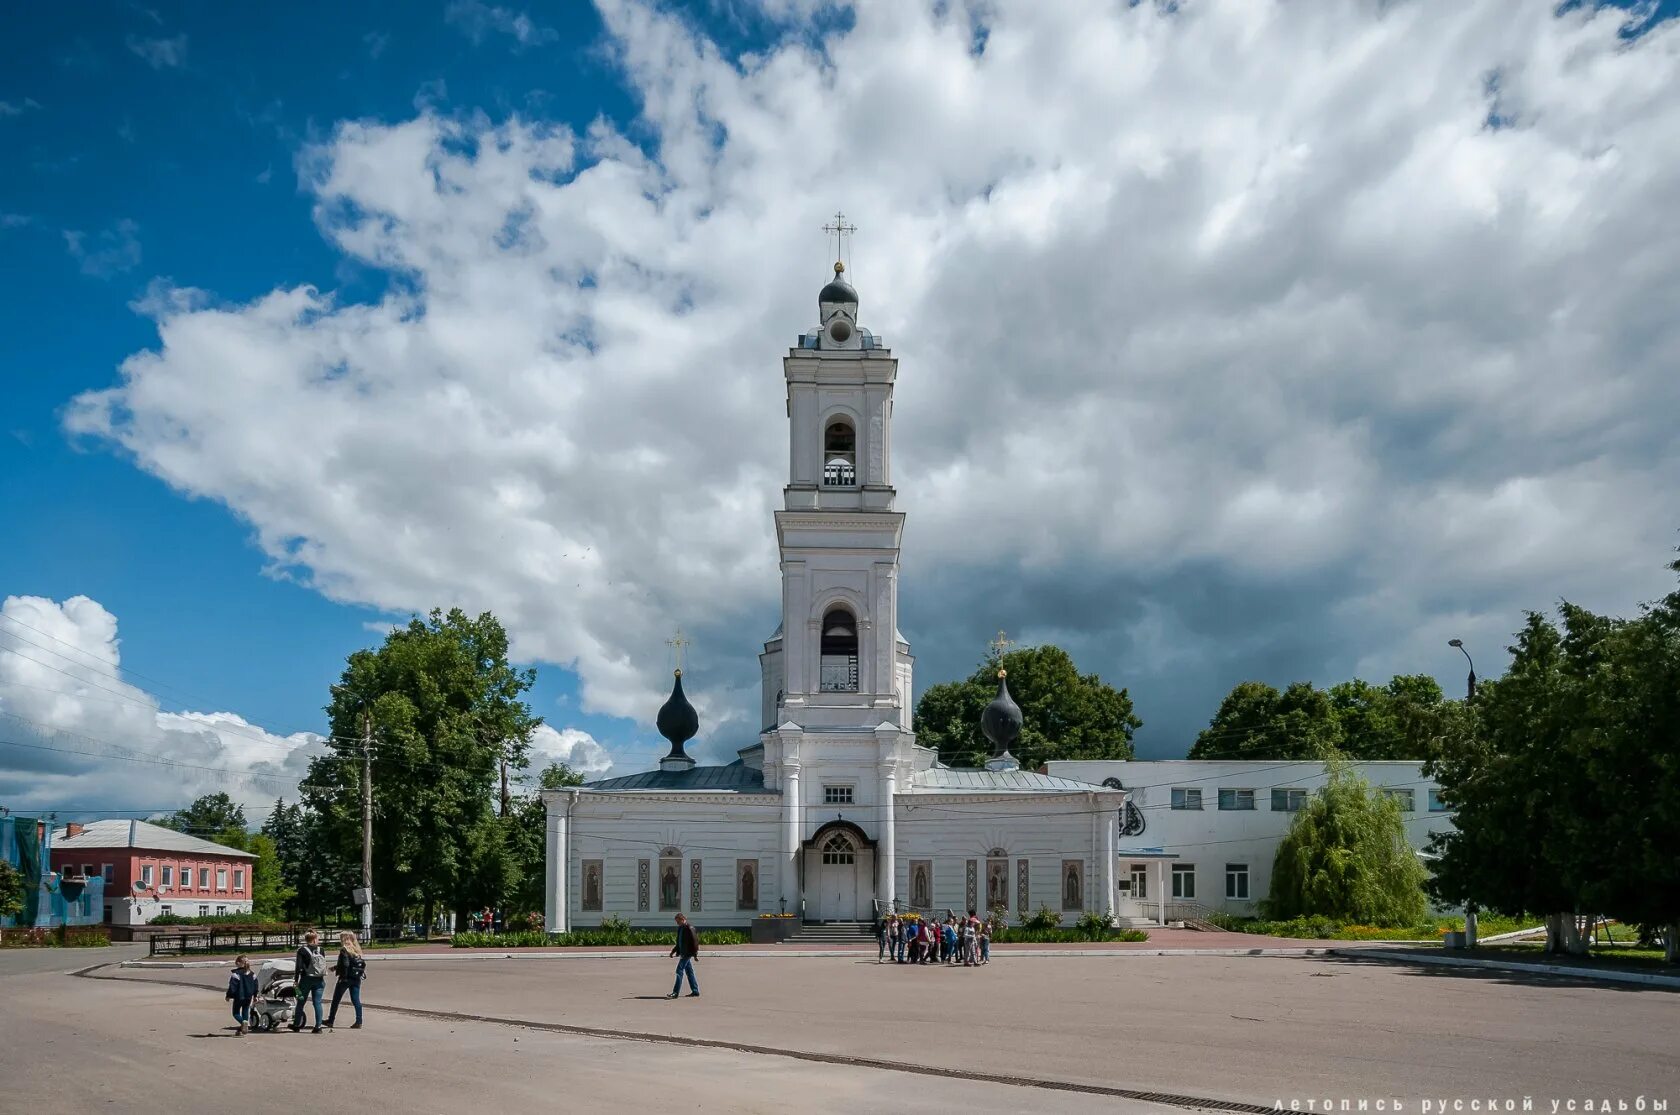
<box><xmin>52</xmin><ymin>819</ymin><xmax>256</xmax><ymax>925</ymax></box>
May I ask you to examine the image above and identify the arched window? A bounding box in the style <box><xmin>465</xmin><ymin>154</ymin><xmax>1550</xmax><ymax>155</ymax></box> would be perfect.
<box><xmin>822</xmin><ymin>419</ymin><xmax>856</xmax><ymax>487</ymax></box>
<box><xmin>819</xmin><ymin>607</ymin><xmax>859</xmax><ymax>692</ymax></box>
<box><xmin>821</xmin><ymin>834</ymin><xmax>856</xmax><ymax>865</ymax></box>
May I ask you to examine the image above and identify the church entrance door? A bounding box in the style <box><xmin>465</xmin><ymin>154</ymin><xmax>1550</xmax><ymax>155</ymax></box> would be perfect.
<box><xmin>809</xmin><ymin>833</ymin><xmax>872</xmax><ymax>920</ymax></box>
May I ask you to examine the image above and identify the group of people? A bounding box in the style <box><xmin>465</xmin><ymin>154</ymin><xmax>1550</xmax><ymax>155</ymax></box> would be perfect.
<box><xmin>877</xmin><ymin>912</ymin><xmax>991</xmax><ymax>966</ymax></box>
<box><xmin>224</xmin><ymin>929</ymin><xmax>368</xmax><ymax>1035</ymax></box>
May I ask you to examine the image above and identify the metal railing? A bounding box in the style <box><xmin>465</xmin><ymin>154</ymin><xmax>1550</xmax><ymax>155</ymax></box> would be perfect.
<box><xmin>147</xmin><ymin>923</ymin><xmax>408</xmax><ymax>956</ymax></box>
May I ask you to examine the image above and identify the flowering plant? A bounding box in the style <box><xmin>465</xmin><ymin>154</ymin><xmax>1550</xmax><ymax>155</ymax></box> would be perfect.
<box><xmin>757</xmin><ymin>912</ymin><xmax>797</xmax><ymax>919</ymax></box>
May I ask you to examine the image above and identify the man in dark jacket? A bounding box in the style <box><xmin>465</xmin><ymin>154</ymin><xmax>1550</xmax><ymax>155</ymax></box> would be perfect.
<box><xmin>666</xmin><ymin>913</ymin><xmax>700</xmax><ymax>999</ymax></box>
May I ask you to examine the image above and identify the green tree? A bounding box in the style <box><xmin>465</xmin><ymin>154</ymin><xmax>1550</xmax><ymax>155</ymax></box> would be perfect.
<box><xmin>159</xmin><ymin>792</ymin><xmax>247</xmax><ymax>835</ymax></box>
<box><xmin>536</xmin><ymin>762</ymin><xmax>585</xmax><ymax>790</ymax></box>
<box><xmin>260</xmin><ymin>799</ymin><xmax>305</xmax><ymax>917</ymax></box>
<box><xmin>299</xmin><ymin>608</ymin><xmax>541</xmax><ymax>932</ymax></box>
<box><xmin>499</xmin><ymin>762</ymin><xmax>588</xmax><ymax>920</ymax></box>
<box><xmin>0</xmin><ymin>859</ymin><xmax>24</xmax><ymax>939</ymax></box>
<box><xmin>1266</xmin><ymin>764</ymin><xmax>1427</xmax><ymax>924</ymax></box>
<box><xmin>914</xmin><ymin>644</ymin><xmax>1139</xmax><ymax>770</ymax></box>
<box><xmin>1189</xmin><ymin>680</ymin><xmax>1341</xmax><ymax>760</ymax></box>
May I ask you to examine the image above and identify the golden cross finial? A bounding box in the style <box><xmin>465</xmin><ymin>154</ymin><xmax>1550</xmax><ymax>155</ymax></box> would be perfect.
<box><xmin>666</xmin><ymin>627</ymin><xmax>692</xmax><ymax>675</ymax></box>
<box><xmin>821</xmin><ymin>210</ymin><xmax>857</xmax><ymax>268</ymax></box>
<box><xmin>990</xmin><ymin>630</ymin><xmax>1014</xmax><ymax>659</ymax></box>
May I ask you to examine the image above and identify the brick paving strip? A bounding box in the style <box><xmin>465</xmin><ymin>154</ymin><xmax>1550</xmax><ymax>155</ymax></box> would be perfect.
<box><xmin>79</xmin><ymin>963</ymin><xmax>1274</xmax><ymax>1113</ymax></box>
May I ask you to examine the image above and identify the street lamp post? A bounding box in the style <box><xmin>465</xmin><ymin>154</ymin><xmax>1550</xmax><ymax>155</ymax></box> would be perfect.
<box><xmin>1446</xmin><ymin>639</ymin><xmax>1478</xmax><ymax>948</ymax></box>
<box><xmin>1448</xmin><ymin>639</ymin><xmax>1477</xmax><ymax>702</ymax></box>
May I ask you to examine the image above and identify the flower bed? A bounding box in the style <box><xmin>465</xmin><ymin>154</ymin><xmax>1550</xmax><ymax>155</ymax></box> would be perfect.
<box><xmin>0</xmin><ymin>925</ymin><xmax>111</xmax><ymax>949</ymax></box>
<box><xmin>991</xmin><ymin>927</ymin><xmax>1149</xmax><ymax>944</ymax></box>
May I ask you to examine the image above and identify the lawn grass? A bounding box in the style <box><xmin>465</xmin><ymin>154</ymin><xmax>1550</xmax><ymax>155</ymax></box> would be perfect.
<box><xmin>1480</xmin><ymin>940</ymin><xmax>1674</xmax><ymax>971</ymax></box>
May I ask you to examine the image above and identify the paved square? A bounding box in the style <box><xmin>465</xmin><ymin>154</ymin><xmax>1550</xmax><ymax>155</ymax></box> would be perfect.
<box><xmin>64</xmin><ymin>948</ymin><xmax>1680</xmax><ymax>1111</ymax></box>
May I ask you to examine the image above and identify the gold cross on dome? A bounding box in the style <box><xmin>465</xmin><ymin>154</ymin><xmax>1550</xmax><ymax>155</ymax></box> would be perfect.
<box><xmin>990</xmin><ymin>630</ymin><xmax>1014</xmax><ymax>658</ymax></box>
<box><xmin>822</xmin><ymin>210</ymin><xmax>857</xmax><ymax>265</ymax></box>
<box><xmin>666</xmin><ymin>627</ymin><xmax>692</xmax><ymax>673</ymax></box>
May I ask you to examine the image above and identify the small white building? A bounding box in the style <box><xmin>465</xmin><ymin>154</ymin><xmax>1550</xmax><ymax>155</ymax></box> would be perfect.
<box><xmin>1048</xmin><ymin>760</ymin><xmax>1455</xmax><ymax>921</ymax></box>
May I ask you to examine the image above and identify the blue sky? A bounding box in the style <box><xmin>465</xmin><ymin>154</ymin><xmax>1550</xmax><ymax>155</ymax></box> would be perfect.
<box><xmin>3</xmin><ymin>1</ymin><xmax>1678</xmax><ymax>817</ymax></box>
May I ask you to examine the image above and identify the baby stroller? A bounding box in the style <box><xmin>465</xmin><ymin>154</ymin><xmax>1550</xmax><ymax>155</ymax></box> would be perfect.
<box><xmin>248</xmin><ymin>959</ymin><xmax>296</xmax><ymax>1033</ymax></box>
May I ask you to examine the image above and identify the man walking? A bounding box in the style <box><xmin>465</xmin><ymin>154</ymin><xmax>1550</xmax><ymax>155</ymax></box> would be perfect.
<box><xmin>667</xmin><ymin>913</ymin><xmax>700</xmax><ymax>999</ymax></box>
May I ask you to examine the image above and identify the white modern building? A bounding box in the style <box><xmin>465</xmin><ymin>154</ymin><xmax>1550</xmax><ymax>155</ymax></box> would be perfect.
<box><xmin>1049</xmin><ymin>760</ymin><xmax>1455</xmax><ymax>922</ymax></box>
<box><xmin>539</xmin><ymin>259</ymin><xmax>1454</xmax><ymax>932</ymax></box>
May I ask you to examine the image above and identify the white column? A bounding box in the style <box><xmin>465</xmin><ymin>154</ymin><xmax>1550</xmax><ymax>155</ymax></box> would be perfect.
<box><xmin>1103</xmin><ymin>799</ymin><xmax>1117</xmax><ymax>924</ymax></box>
<box><xmin>782</xmin><ymin>749</ymin><xmax>802</xmax><ymax>916</ymax></box>
<box><xmin>878</xmin><ymin>760</ymin><xmax>897</xmax><ymax>908</ymax></box>
<box><xmin>1157</xmin><ymin>861</ymin><xmax>1166</xmax><ymax>927</ymax></box>
<box><xmin>543</xmin><ymin>796</ymin><xmax>560</xmax><ymax>934</ymax></box>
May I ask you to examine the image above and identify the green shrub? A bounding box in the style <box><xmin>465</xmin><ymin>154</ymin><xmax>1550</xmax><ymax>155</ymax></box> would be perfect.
<box><xmin>1074</xmin><ymin>910</ymin><xmax>1113</xmax><ymax>940</ymax></box>
<box><xmin>0</xmin><ymin>925</ymin><xmax>111</xmax><ymax>949</ymax></box>
<box><xmin>1021</xmin><ymin>905</ymin><xmax>1062</xmax><ymax>931</ymax></box>
<box><xmin>150</xmin><ymin>914</ymin><xmax>289</xmax><ymax>927</ymax></box>
<box><xmin>451</xmin><ymin>927</ymin><xmax>749</xmax><ymax>949</ymax></box>
<box><xmin>991</xmin><ymin>926</ymin><xmax>1148</xmax><ymax>944</ymax></box>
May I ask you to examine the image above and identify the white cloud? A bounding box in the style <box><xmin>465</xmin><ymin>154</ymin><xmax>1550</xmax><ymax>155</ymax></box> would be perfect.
<box><xmin>125</xmin><ymin>33</ymin><xmax>188</xmax><ymax>69</ymax></box>
<box><xmin>527</xmin><ymin>724</ymin><xmax>613</xmax><ymax>779</ymax></box>
<box><xmin>63</xmin><ymin>219</ymin><xmax>142</xmax><ymax>278</ymax></box>
<box><xmin>444</xmin><ymin>1</ymin><xmax>559</xmax><ymax>48</ymax></box>
<box><xmin>0</xmin><ymin>595</ymin><xmax>327</xmax><ymax>820</ymax></box>
<box><xmin>65</xmin><ymin>1</ymin><xmax>1680</xmax><ymax>756</ymax></box>
<box><xmin>0</xmin><ymin>98</ymin><xmax>42</xmax><ymax>117</ymax></box>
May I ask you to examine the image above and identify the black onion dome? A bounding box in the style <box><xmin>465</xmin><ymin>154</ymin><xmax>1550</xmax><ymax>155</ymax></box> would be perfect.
<box><xmin>818</xmin><ymin>261</ymin><xmax>857</xmax><ymax>304</ymax></box>
<box><xmin>980</xmin><ymin>670</ymin><xmax>1022</xmax><ymax>756</ymax></box>
<box><xmin>656</xmin><ymin>670</ymin><xmax>699</xmax><ymax>760</ymax></box>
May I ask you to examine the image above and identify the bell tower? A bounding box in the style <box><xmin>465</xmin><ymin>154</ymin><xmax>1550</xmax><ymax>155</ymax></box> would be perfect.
<box><xmin>759</xmin><ymin>229</ymin><xmax>913</xmax><ymax>736</ymax></box>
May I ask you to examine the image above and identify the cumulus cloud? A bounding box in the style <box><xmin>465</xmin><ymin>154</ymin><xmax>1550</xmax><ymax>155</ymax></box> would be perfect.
<box><xmin>528</xmin><ymin>724</ymin><xmax>613</xmax><ymax>779</ymax></box>
<box><xmin>0</xmin><ymin>595</ymin><xmax>329</xmax><ymax>820</ymax></box>
<box><xmin>63</xmin><ymin>219</ymin><xmax>142</xmax><ymax>278</ymax></box>
<box><xmin>444</xmin><ymin>1</ymin><xmax>560</xmax><ymax>48</ymax></box>
<box><xmin>125</xmin><ymin>33</ymin><xmax>188</xmax><ymax>69</ymax></box>
<box><xmin>65</xmin><ymin>0</ymin><xmax>1680</xmax><ymax>758</ymax></box>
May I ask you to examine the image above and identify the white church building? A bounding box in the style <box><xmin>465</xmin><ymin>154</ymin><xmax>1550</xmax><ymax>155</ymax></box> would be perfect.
<box><xmin>540</xmin><ymin>259</ymin><xmax>1455</xmax><ymax>932</ymax></box>
<box><xmin>542</xmin><ymin>259</ymin><xmax>1129</xmax><ymax>931</ymax></box>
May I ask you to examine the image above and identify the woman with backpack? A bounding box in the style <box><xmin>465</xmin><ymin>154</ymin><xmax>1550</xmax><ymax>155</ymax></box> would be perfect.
<box><xmin>289</xmin><ymin>930</ymin><xmax>327</xmax><ymax>1033</ymax></box>
<box><xmin>226</xmin><ymin>955</ymin><xmax>257</xmax><ymax>1035</ymax></box>
<box><xmin>326</xmin><ymin>931</ymin><xmax>366</xmax><ymax>1029</ymax></box>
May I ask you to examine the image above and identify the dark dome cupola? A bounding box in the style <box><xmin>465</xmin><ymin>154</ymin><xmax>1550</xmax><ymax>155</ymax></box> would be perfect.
<box><xmin>657</xmin><ymin>669</ymin><xmax>699</xmax><ymax>772</ymax></box>
<box><xmin>981</xmin><ymin>668</ymin><xmax>1022</xmax><ymax>772</ymax></box>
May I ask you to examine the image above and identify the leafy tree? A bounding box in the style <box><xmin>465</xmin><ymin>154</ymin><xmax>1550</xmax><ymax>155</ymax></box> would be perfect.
<box><xmin>1191</xmin><ymin>675</ymin><xmax>1468</xmax><ymax>761</ymax></box>
<box><xmin>159</xmin><ymin>792</ymin><xmax>247</xmax><ymax>835</ymax></box>
<box><xmin>1430</xmin><ymin>566</ymin><xmax>1680</xmax><ymax>960</ymax></box>
<box><xmin>298</xmin><ymin>608</ymin><xmax>541</xmax><ymax>932</ymax></box>
<box><xmin>0</xmin><ymin>859</ymin><xmax>24</xmax><ymax>938</ymax></box>
<box><xmin>497</xmin><ymin>763</ymin><xmax>588</xmax><ymax>919</ymax></box>
<box><xmin>1266</xmin><ymin>764</ymin><xmax>1427</xmax><ymax>924</ymax></box>
<box><xmin>914</xmin><ymin>644</ymin><xmax>1139</xmax><ymax>770</ymax></box>
<box><xmin>207</xmin><ymin>825</ymin><xmax>293</xmax><ymax>921</ymax></box>
<box><xmin>1190</xmin><ymin>680</ymin><xmax>1341</xmax><ymax>760</ymax></box>
<box><xmin>537</xmin><ymin>762</ymin><xmax>585</xmax><ymax>790</ymax></box>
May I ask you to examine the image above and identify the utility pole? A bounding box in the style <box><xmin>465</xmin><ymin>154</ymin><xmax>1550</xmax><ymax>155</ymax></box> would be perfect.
<box><xmin>360</xmin><ymin>705</ymin><xmax>374</xmax><ymax>941</ymax></box>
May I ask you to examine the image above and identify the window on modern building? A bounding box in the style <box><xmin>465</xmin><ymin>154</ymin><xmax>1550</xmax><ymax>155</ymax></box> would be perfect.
<box><xmin>1217</xmin><ymin>788</ymin><xmax>1256</xmax><ymax>811</ymax></box>
<box><xmin>822</xmin><ymin>419</ymin><xmax>856</xmax><ymax>486</ymax></box>
<box><xmin>1225</xmin><ymin>863</ymin><xmax>1250</xmax><ymax>900</ymax></box>
<box><xmin>216</xmin><ymin>868</ymin><xmax>228</xmax><ymax>890</ymax></box>
<box><xmin>161</xmin><ymin>865</ymin><xmax>173</xmax><ymax>887</ymax></box>
<box><xmin>141</xmin><ymin>864</ymin><xmax>154</xmax><ymax>886</ymax></box>
<box><xmin>819</xmin><ymin>607</ymin><xmax>859</xmax><ymax>692</ymax></box>
<box><xmin>1170</xmin><ymin>787</ymin><xmax>1203</xmax><ymax>811</ymax></box>
<box><xmin>1129</xmin><ymin>864</ymin><xmax>1148</xmax><ymax>899</ymax></box>
<box><xmin>823</xmin><ymin>785</ymin><xmax>854</xmax><ymax>805</ymax></box>
<box><xmin>199</xmin><ymin>868</ymin><xmax>210</xmax><ymax>889</ymax></box>
<box><xmin>1270</xmin><ymin>787</ymin><xmax>1307</xmax><ymax>812</ymax></box>
<box><xmin>1427</xmin><ymin>789</ymin><xmax>1450</xmax><ymax>813</ymax></box>
<box><xmin>1171</xmin><ymin>863</ymin><xmax>1196</xmax><ymax>900</ymax></box>
<box><xmin>234</xmin><ymin>869</ymin><xmax>245</xmax><ymax>890</ymax></box>
<box><xmin>1382</xmin><ymin>788</ymin><xmax>1416</xmax><ymax>812</ymax></box>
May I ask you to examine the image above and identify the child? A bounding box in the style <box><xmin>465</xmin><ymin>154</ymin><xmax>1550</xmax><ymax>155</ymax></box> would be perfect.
<box><xmin>226</xmin><ymin>955</ymin><xmax>258</xmax><ymax>1035</ymax></box>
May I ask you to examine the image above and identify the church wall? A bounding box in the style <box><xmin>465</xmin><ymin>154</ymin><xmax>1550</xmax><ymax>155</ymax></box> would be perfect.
<box><xmin>891</xmin><ymin>794</ymin><xmax>1107</xmax><ymax>921</ymax></box>
<box><xmin>562</xmin><ymin>795</ymin><xmax>785</xmax><ymax>929</ymax></box>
